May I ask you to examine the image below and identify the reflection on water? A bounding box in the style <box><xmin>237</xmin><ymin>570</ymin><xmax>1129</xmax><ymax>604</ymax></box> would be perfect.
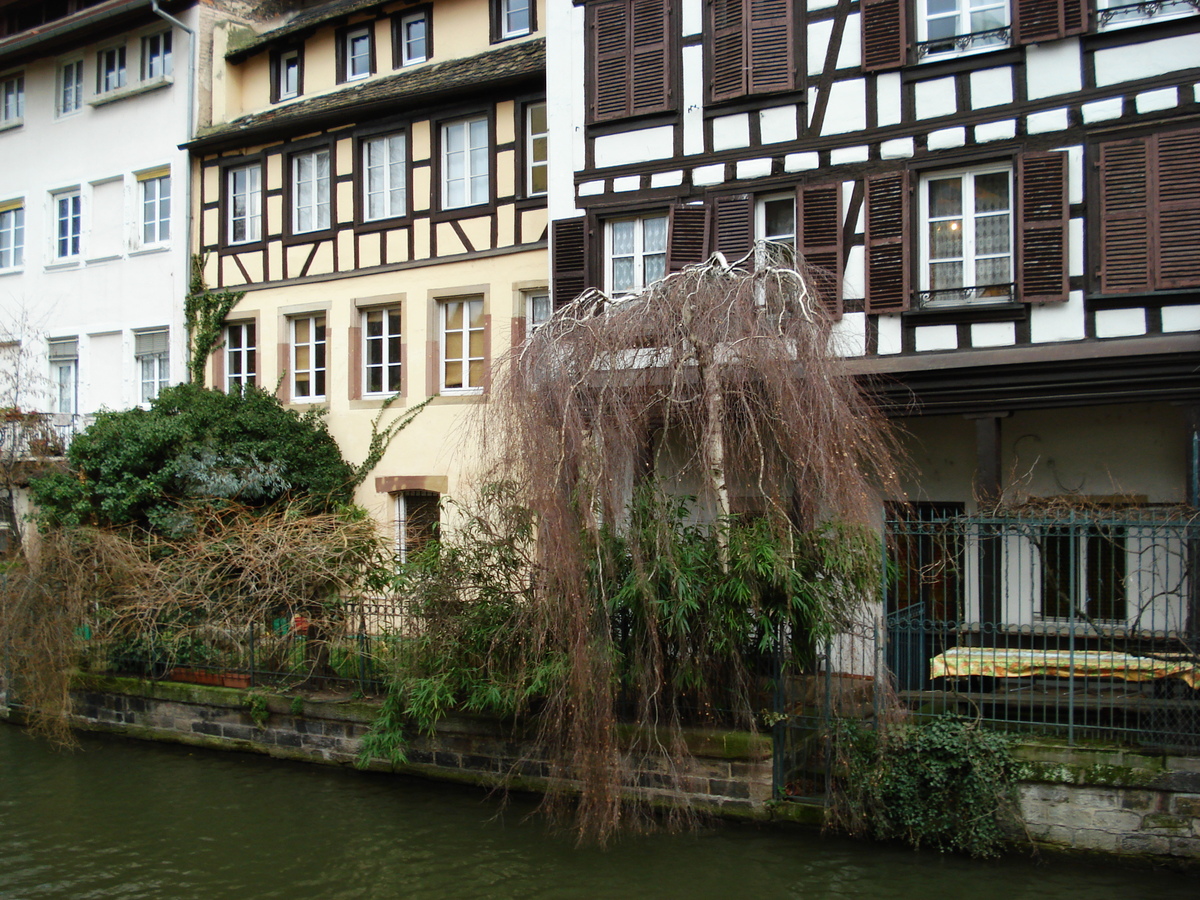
<box><xmin>0</xmin><ymin>724</ymin><xmax>1191</xmax><ymax>899</ymax></box>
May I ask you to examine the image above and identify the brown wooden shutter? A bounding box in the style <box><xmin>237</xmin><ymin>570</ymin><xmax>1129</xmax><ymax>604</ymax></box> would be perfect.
<box><xmin>1099</xmin><ymin>138</ymin><xmax>1151</xmax><ymax>295</ymax></box>
<box><xmin>630</xmin><ymin>0</ymin><xmax>672</xmax><ymax>116</ymax></box>
<box><xmin>1017</xmin><ymin>152</ymin><xmax>1069</xmax><ymax>303</ymax></box>
<box><xmin>864</xmin><ymin>172</ymin><xmax>910</xmax><ymax>313</ymax></box>
<box><xmin>1014</xmin><ymin>0</ymin><xmax>1087</xmax><ymax>44</ymax></box>
<box><xmin>667</xmin><ymin>205</ymin><xmax>710</xmax><ymax>271</ymax></box>
<box><xmin>709</xmin><ymin>0</ymin><xmax>747</xmax><ymax>102</ymax></box>
<box><xmin>589</xmin><ymin>1</ymin><xmax>632</xmax><ymax>122</ymax></box>
<box><xmin>552</xmin><ymin>217</ymin><xmax>588</xmax><ymax>309</ymax></box>
<box><xmin>1156</xmin><ymin>128</ymin><xmax>1200</xmax><ymax>291</ymax></box>
<box><xmin>747</xmin><ymin>0</ymin><xmax>794</xmax><ymax>95</ymax></box>
<box><xmin>861</xmin><ymin>0</ymin><xmax>905</xmax><ymax>72</ymax></box>
<box><xmin>798</xmin><ymin>182</ymin><xmax>844</xmax><ymax>318</ymax></box>
<box><xmin>713</xmin><ymin>194</ymin><xmax>753</xmax><ymax>262</ymax></box>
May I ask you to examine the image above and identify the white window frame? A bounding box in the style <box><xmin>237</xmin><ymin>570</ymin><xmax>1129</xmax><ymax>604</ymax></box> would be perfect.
<box><xmin>141</xmin><ymin>31</ymin><xmax>172</xmax><ymax>80</ymax></box>
<box><xmin>399</xmin><ymin>11</ymin><xmax>428</xmax><ymax>65</ymax></box>
<box><xmin>362</xmin><ymin>306</ymin><xmax>402</xmax><ymax>396</ymax></box>
<box><xmin>277</xmin><ymin>49</ymin><xmax>300</xmax><ymax>100</ymax></box>
<box><xmin>139</xmin><ymin>173</ymin><xmax>171</xmax><ymax>247</ymax></box>
<box><xmin>1097</xmin><ymin>0</ymin><xmax>1196</xmax><ymax>29</ymax></box>
<box><xmin>754</xmin><ymin>193</ymin><xmax>797</xmax><ymax>268</ymax></box>
<box><xmin>96</xmin><ymin>45</ymin><xmax>127</xmax><ymax>94</ymax></box>
<box><xmin>441</xmin><ymin>116</ymin><xmax>490</xmax><ymax>209</ymax></box>
<box><xmin>291</xmin><ymin>149</ymin><xmax>331</xmax><ymax>234</ymax></box>
<box><xmin>918</xmin><ymin>164</ymin><xmax>1013</xmax><ymax>306</ymax></box>
<box><xmin>525</xmin><ymin>290</ymin><xmax>551</xmax><ymax>331</ymax></box>
<box><xmin>58</xmin><ymin>59</ymin><xmax>83</xmax><ymax>116</ymax></box>
<box><xmin>362</xmin><ymin>133</ymin><xmax>408</xmax><ymax>221</ymax></box>
<box><xmin>48</xmin><ymin>338</ymin><xmax>78</xmax><ymax>416</ymax></box>
<box><xmin>0</xmin><ymin>204</ymin><xmax>24</xmax><ymax>270</ymax></box>
<box><xmin>53</xmin><ymin>189</ymin><xmax>82</xmax><ymax>261</ymax></box>
<box><xmin>500</xmin><ymin>0</ymin><xmax>533</xmax><ymax>39</ymax></box>
<box><xmin>440</xmin><ymin>297</ymin><xmax>485</xmax><ymax>395</ymax></box>
<box><xmin>917</xmin><ymin>0</ymin><xmax>1010</xmax><ymax>59</ymax></box>
<box><xmin>1</xmin><ymin>72</ymin><xmax>23</xmax><ymax>124</ymax></box>
<box><xmin>291</xmin><ymin>314</ymin><xmax>327</xmax><ymax>402</ymax></box>
<box><xmin>605</xmin><ymin>214</ymin><xmax>668</xmax><ymax>295</ymax></box>
<box><xmin>226</xmin><ymin>164</ymin><xmax>262</xmax><ymax>245</ymax></box>
<box><xmin>135</xmin><ymin>329</ymin><xmax>170</xmax><ymax>405</ymax></box>
<box><xmin>225</xmin><ymin>322</ymin><xmax>257</xmax><ymax>391</ymax></box>
<box><xmin>344</xmin><ymin>26</ymin><xmax>373</xmax><ymax>81</ymax></box>
<box><xmin>525</xmin><ymin>102</ymin><xmax>547</xmax><ymax>197</ymax></box>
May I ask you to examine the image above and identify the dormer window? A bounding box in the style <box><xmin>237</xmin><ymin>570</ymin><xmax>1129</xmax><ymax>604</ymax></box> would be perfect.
<box><xmin>274</xmin><ymin>48</ymin><xmax>301</xmax><ymax>101</ymax></box>
<box><xmin>397</xmin><ymin>10</ymin><xmax>429</xmax><ymax>65</ymax></box>
<box><xmin>496</xmin><ymin>0</ymin><xmax>533</xmax><ymax>40</ymax></box>
<box><xmin>341</xmin><ymin>26</ymin><xmax>374</xmax><ymax>82</ymax></box>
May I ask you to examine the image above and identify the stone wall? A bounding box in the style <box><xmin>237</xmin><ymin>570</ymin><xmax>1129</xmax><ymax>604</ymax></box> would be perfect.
<box><xmin>2</xmin><ymin>675</ymin><xmax>775</xmax><ymax>820</ymax></box>
<box><xmin>1015</xmin><ymin>743</ymin><xmax>1200</xmax><ymax>861</ymax></box>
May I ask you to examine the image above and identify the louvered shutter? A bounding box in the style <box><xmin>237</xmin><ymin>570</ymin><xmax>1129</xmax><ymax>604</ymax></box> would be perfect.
<box><xmin>1013</xmin><ymin>0</ymin><xmax>1087</xmax><ymax>44</ymax></box>
<box><xmin>552</xmin><ymin>217</ymin><xmax>588</xmax><ymax>309</ymax></box>
<box><xmin>630</xmin><ymin>0</ymin><xmax>672</xmax><ymax>116</ymax></box>
<box><xmin>1099</xmin><ymin>138</ymin><xmax>1151</xmax><ymax>295</ymax></box>
<box><xmin>861</xmin><ymin>0</ymin><xmax>906</xmax><ymax>72</ymax></box>
<box><xmin>799</xmin><ymin>183</ymin><xmax>844</xmax><ymax>318</ymax></box>
<box><xmin>1017</xmin><ymin>152</ymin><xmax>1068</xmax><ymax>303</ymax></box>
<box><xmin>1156</xmin><ymin>128</ymin><xmax>1200</xmax><ymax>290</ymax></box>
<box><xmin>747</xmin><ymin>0</ymin><xmax>794</xmax><ymax>95</ymax></box>
<box><xmin>709</xmin><ymin>0</ymin><xmax>746</xmax><ymax>102</ymax></box>
<box><xmin>667</xmin><ymin>205</ymin><xmax>710</xmax><ymax>271</ymax></box>
<box><xmin>864</xmin><ymin>172</ymin><xmax>910</xmax><ymax>313</ymax></box>
<box><xmin>589</xmin><ymin>1</ymin><xmax>632</xmax><ymax>122</ymax></box>
<box><xmin>713</xmin><ymin>194</ymin><xmax>753</xmax><ymax>262</ymax></box>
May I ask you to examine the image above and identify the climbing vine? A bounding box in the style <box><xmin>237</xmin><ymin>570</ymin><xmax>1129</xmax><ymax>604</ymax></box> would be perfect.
<box><xmin>185</xmin><ymin>255</ymin><xmax>244</xmax><ymax>384</ymax></box>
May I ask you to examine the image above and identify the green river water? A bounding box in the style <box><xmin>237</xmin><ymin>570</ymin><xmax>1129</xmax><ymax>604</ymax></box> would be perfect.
<box><xmin>0</xmin><ymin>723</ymin><xmax>1192</xmax><ymax>899</ymax></box>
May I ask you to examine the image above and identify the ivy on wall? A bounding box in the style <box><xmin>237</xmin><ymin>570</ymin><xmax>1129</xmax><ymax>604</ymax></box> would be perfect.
<box><xmin>185</xmin><ymin>255</ymin><xmax>244</xmax><ymax>385</ymax></box>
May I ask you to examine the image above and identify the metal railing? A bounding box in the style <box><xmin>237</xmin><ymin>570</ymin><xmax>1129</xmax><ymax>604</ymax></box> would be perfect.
<box><xmin>0</xmin><ymin>413</ymin><xmax>91</xmax><ymax>458</ymax></box>
<box><xmin>884</xmin><ymin>510</ymin><xmax>1200</xmax><ymax>751</ymax></box>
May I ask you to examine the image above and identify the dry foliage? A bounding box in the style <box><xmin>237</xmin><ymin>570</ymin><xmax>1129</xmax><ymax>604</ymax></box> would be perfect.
<box><xmin>477</xmin><ymin>249</ymin><xmax>901</xmax><ymax>842</ymax></box>
<box><xmin>0</xmin><ymin>505</ymin><xmax>387</xmax><ymax>744</ymax></box>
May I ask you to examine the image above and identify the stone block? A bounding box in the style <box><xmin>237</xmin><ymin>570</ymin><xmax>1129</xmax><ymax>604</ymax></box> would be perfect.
<box><xmin>1169</xmin><ymin>836</ymin><xmax>1200</xmax><ymax>857</ymax></box>
<box><xmin>708</xmin><ymin>779</ymin><xmax>751</xmax><ymax>800</ymax></box>
<box><xmin>1165</xmin><ymin>757</ymin><xmax>1200</xmax><ymax>774</ymax></box>
<box><xmin>221</xmin><ymin>724</ymin><xmax>255</xmax><ymax>741</ymax></box>
<box><xmin>1046</xmin><ymin>824</ymin><xmax>1075</xmax><ymax>844</ymax></box>
<box><xmin>191</xmin><ymin>721</ymin><xmax>221</xmax><ymax>736</ymax></box>
<box><xmin>461</xmin><ymin>754</ymin><xmax>497</xmax><ymax>773</ymax></box>
<box><xmin>433</xmin><ymin>751</ymin><xmax>461</xmax><ymax>769</ymax></box>
<box><xmin>274</xmin><ymin>731</ymin><xmax>302</xmax><ymax>749</ymax></box>
<box><xmin>1120</xmin><ymin>790</ymin><xmax>1157</xmax><ymax>812</ymax></box>
<box><xmin>1071</xmin><ymin>828</ymin><xmax>1120</xmax><ymax>852</ymax></box>
<box><xmin>1141</xmin><ymin>813</ymin><xmax>1191</xmax><ymax>833</ymax></box>
<box><xmin>1119</xmin><ymin>833</ymin><xmax>1169</xmax><ymax>855</ymax></box>
<box><xmin>1171</xmin><ymin>794</ymin><xmax>1200</xmax><ymax>817</ymax></box>
<box><xmin>1092</xmin><ymin>808</ymin><xmax>1140</xmax><ymax>831</ymax></box>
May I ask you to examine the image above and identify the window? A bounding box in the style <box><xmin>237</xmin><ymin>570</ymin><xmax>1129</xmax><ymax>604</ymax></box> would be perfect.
<box><xmin>396</xmin><ymin>491</ymin><xmax>439</xmax><ymax>563</ymax></box>
<box><xmin>48</xmin><ymin>338</ymin><xmax>77</xmax><ymax>416</ymax></box>
<box><xmin>291</xmin><ymin>314</ymin><xmax>326</xmax><ymax>401</ymax></box>
<box><xmin>495</xmin><ymin>0</ymin><xmax>533</xmax><ymax>40</ymax></box>
<box><xmin>135</xmin><ymin>329</ymin><xmax>169</xmax><ymax>404</ymax></box>
<box><xmin>362</xmin><ymin>133</ymin><xmax>407</xmax><ymax>221</ymax></box>
<box><xmin>1</xmin><ymin>73</ymin><xmax>23</xmax><ymax>123</ymax></box>
<box><xmin>918</xmin><ymin>0</ymin><xmax>1009</xmax><ymax>59</ymax></box>
<box><xmin>363</xmin><ymin>307</ymin><xmax>402</xmax><ymax>395</ymax></box>
<box><xmin>0</xmin><ymin>203</ymin><xmax>23</xmax><ymax>269</ymax></box>
<box><xmin>341</xmin><ymin>26</ymin><xmax>374</xmax><ymax>82</ymax></box>
<box><xmin>141</xmin><ymin>31</ymin><xmax>172</xmax><ymax>80</ymax></box>
<box><xmin>441</xmin><ymin>117</ymin><xmax>489</xmax><ymax>209</ymax></box>
<box><xmin>525</xmin><ymin>291</ymin><xmax>551</xmax><ymax>330</ymax></box>
<box><xmin>919</xmin><ymin>167</ymin><xmax>1012</xmax><ymax>305</ymax></box>
<box><xmin>707</xmin><ymin>0</ymin><xmax>796</xmax><ymax>103</ymax></box>
<box><xmin>274</xmin><ymin>48</ymin><xmax>301</xmax><ymax>101</ymax></box>
<box><xmin>525</xmin><ymin>102</ymin><xmax>547</xmax><ymax>197</ymax></box>
<box><xmin>1098</xmin><ymin>0</ymin><xmax>1195</xmax><ymax>28</ymax></box>
<box><xmin>586</xmin><ymin>0</ymin><xmax>673</xmax><ymax>122</ymax></box>
<box><xmin>139</xmin><ymin>172</ymin><xmax>170</xmax><ymax>245</ymax></box>
<box><xmin>440</xmin><ymin>298</ymin><xmax>484</xmax><ymax>393</ymax></box>
<box><xmin>226</xmin><ymin>164</ymin><xmax>262</xmax><ymax>245</ymax></box>
<box><xmin>1039</xmin><ymin>525</ymin><xmax>1127</xmax><ymax>623</ymax></box>
<box><xmin>225</xmin><ymin>322</ymin><xmax>256</xmax><ymax>391</ymax></box>
<box><xmin>606</xmin><ymin>214</ymin><xmax>667</xmax><ymax>294</ymax></box>
<box><xmin>96</xmin><ymin>45</ymin><xmax>126</xmax><ymax>93</ymax></box>
<box><xmin>396</xmin><ymin>10</ymin><xmax>429</xmax><ymax>65</ymax></box>
<box><xmin>54</xmin><ymin>189</ymin><xmax>82</xmax><ymax>260</ymax></box>
<box><xmin>291</xmin><ymin>149</ymin><xmax>330</xmax><ymax>234</ymax></box>
<box><xmin>58</xmin><ymin>60</ymin><xmax>83</xmax><ymax>115</ymax></box>
<box><xmin>1098</xmin><ymin>128</ymin><xmax>1200</xmax><ymax>295</ymax></box>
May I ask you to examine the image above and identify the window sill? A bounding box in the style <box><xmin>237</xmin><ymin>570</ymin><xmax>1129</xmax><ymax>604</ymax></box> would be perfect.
<box><xmin>129</xmin><ymin>244</ymin><xmax>170</xmax><ymax>257</ymax></box>
<box><xmin>431</xmin><ymin>392</ymin><xmax>484</xmax><ymax>405</ymax></box>
<box><xmin>44</xmin><ymin>260</ymin><xmax>81</xmax><ymax>271</ymax></box>
<box><xmin>0</xmin><ymin>266</ymin><xmax>23</xmax><ymax>277</ymax></box>
<box><xmin>88</xmin><ymin>74</ymin><xmax>173</xmax><ymax>108</ymax></box>
<box><xmin>85</xmin><ymin>253</ymin><xmax>122</xmax><ymax>265</ymax></box>
<box><xmin>0</xmin><ymin>118</ymin><xmax>22</xmax><ymax>133</ymax></box>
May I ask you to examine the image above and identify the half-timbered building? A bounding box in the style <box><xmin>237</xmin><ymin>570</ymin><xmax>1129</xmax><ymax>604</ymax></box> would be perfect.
<box><xmin>547</xmin><ymin>0</ymin><xmax>1200</xmax><ymax>510</ymax></box>
<box><xmin>190</xmin><ymin>0</ymin><xmax>547</xmax><ymax>539</ymax></box>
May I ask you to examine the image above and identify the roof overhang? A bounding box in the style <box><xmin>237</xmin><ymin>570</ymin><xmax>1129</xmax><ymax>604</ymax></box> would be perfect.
<box><xmin>0</xmin><ymin>1</ymin><xmax>187</xmax><ymax>69</ymax></box>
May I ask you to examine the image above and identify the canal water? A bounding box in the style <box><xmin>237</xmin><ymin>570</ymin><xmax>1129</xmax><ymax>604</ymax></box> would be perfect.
<box><xmin>0</xmin><ymin>724</ymin><xmax>1192</xmax><ymax>899</ymax></box>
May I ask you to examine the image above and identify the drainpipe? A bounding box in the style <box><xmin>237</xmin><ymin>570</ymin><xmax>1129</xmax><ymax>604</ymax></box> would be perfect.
<box><xmin>151</xmin><ymin>1</ymin><xmax>198</xmax><ymax>383</ymax></box>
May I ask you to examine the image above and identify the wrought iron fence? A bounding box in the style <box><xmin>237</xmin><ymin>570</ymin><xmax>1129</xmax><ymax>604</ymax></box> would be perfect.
<box><xmin>885</xmin><ymin>509</ymin><xmax>1200</xmax><ymax>752</ymax></box>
